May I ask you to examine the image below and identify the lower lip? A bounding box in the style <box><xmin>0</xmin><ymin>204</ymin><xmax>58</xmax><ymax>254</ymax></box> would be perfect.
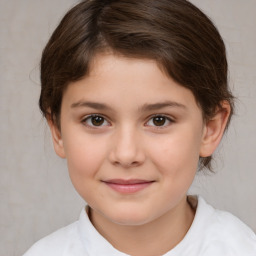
<box><xmin>104</xmin><ymin>182</ymin><xmax>154</xmax><ymax>194</ymax></box>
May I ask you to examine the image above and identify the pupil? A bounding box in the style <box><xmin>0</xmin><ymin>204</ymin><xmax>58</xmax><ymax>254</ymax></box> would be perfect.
<box><xmin>92</xmin><ymin>116</ymin><xmax>104</xmax><ymax>126</ymax></box>
<box><xmin>153</xmin><ymin>116</ymin><xmax>165</xmax><ymax>126</ymax></box>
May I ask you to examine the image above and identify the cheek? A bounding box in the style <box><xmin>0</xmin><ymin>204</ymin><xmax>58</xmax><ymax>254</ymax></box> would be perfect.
<box><xmin>63</xmin><ymin>136</ymin><xmax>107</xmax><ymax>180</ymax></box>
<box><xmin>63</xmin><ymin>136</ymin><xmax>109</xmax><ymax>202</ymax></box>
<box><xmin>149</xmin><ymin>128</ymin><xmax>201</xmax><ymax>178</ymax></box>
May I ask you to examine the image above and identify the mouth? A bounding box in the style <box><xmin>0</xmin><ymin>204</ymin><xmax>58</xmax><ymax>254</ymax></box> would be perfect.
<box><xmin>102</xmin><ymin>179</ymin><xmax>155</xmax><ymax>194</ymax></box>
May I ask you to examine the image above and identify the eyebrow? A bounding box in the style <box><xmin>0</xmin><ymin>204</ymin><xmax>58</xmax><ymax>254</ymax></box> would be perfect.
<box><xmin>70</xmin><ymin>100</ymin><xmax>186</xmax><ymax>111</ymax></box>
<box><xmin>71</xmin><ymin>101</ymin><xmax>112</xmax><ymax>110</ymax></box>
<box><xmin>139</xmin><ymin>101</ymin><xmax>187</xmax><ymax>112</ymax></box>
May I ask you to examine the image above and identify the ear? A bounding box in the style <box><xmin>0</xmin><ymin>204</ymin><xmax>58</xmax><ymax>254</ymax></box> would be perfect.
<box><xmin>47</xmin><ymin>118</ymin><xmax>66</xmax><ymax>159</ymax></box>
<box><xmin>200</xmin><ymin>101</ymin><xmax>231</xmax><ymax>157</ymax></box>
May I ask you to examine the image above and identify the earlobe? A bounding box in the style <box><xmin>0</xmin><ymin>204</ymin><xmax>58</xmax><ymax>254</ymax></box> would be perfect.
<box><xmin>200</xmin><ymin>102</ymin><xmax>231</xmax><ymax>157</ymax></box>
<box><xmin>47</xmin><ymin>119</ymin><xmax>66</xmax><ymax>159</ymax></box>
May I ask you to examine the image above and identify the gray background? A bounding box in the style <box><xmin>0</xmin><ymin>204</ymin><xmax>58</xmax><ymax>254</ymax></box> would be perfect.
<box><xmin>0</xmin><ymin>0</ymin><xmax>255</xmax><ymax>255</ymax></box>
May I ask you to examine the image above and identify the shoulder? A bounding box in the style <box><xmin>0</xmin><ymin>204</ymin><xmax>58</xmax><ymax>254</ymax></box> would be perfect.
<box><xmin>23</xmin><ymin>220</ymin><xmax>84</xmax><ymax>256</ymax></box>
<box><xmin>196</xmin><ymin>196</ymin><xmax>256</xmax><ymax>255</ymax></box>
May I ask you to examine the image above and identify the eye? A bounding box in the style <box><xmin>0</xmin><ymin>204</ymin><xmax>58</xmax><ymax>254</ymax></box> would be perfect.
<box><xmin>82</xmin><ymin>115</ymin><xmax>110</xmax><ymax>127</ymax></box>
<box><xmin>146</xmin><ymin>115</ymin><xmax>173</xmax><ymax>127</ymax></box>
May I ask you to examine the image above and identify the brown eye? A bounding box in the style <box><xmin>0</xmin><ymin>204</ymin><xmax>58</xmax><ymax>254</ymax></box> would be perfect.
<box><xmin>83</xmin><ymin>115</ymin><xmax>109</xmax><ymax>127</ymax></box>
<box><xmin>91</xmin><ymin>116</ymin><xmax>104</xmax><ymax>126</ymax></box>
<box><xmin>152</xmin><ymin>116</ymin><xmax>166</xmax><ymax>126</ymax></box>
<box><xmin>146</xmin><ymin>115</ymin><xmax>173</xmax><ymax>127</ymax></box>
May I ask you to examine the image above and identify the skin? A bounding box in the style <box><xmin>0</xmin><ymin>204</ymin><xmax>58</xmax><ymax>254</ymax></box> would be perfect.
<box><xmin>49</xmin><ymin>53</ymin><xmax>230</xmax><ymax>255</ymax></box>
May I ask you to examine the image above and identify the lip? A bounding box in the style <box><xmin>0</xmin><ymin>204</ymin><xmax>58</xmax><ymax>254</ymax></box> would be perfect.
<box><xmin>102</xmin><ymin>179</ymin><xmax>155</xmax><ymax>194</ymax></box>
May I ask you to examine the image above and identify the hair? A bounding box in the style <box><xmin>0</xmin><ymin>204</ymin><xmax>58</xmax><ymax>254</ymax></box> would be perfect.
<box><xmin>39</xmin><ymin>0</ymin><xmax>234</xmax><ymax>170</ymax></box>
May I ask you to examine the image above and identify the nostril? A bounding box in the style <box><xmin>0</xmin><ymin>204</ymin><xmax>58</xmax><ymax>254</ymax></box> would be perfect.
<box><xmin>113</xmin><ymin>160</ymin><xmax>141</xmax><ymax>168</ymax></box>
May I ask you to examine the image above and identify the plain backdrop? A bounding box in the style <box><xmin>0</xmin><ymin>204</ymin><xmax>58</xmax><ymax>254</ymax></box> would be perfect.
<box><xmin>0</xmin><ymin>0</ymin><xmax>255</xmax><ymax>255</ymax></box>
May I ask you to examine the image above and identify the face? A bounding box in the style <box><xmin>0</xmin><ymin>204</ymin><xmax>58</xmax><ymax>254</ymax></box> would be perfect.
<box><xmin>51</xmin><ymin>53</ymin><xmax>216</xmax><ymax>226</ymax></box>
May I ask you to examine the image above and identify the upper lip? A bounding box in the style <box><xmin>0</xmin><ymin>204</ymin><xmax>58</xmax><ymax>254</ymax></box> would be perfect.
<box><xmin>103</xmin><ymin>179</ymin><xmax>154</xmax><ymax>185</ymax></box>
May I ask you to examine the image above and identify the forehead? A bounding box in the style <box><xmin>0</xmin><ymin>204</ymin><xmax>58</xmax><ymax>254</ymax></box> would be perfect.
<box><xmin>63</xmin><ymin>53</ymin><xmax>200</xmax><ymax>114</ymax></box>
<box><xmin>88</xmin><ymin>53</ymin><xmax>165</xmax><ymax>83</ymax></box>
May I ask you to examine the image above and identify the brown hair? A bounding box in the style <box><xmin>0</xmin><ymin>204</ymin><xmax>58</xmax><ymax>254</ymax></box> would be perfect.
<box><xmin>39</xmin><ymin>0</ymin><xmax>234</xmax><ymax>170</ymax></box>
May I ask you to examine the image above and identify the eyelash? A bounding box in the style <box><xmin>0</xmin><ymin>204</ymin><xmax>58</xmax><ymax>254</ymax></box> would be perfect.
<box><xmin>81</xmin><ymin>114</ymin><xmax>174</xmax><ymax>128</ymax></box>
<box><xmin>145</xmin><ymin>114</ymin><xmax>174</xmax><ymax>128</ymax></box>
<box><xmin>81</xmin><ymin>114</ymin><xmax>110</xmax><ymax>128</ymax></box>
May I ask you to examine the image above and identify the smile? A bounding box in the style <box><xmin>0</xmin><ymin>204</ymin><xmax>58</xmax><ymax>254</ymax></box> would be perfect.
<box><xmin>102</xmin><ymin>179</ymin><xmax>155</xmax><ymax>194</ymax></box>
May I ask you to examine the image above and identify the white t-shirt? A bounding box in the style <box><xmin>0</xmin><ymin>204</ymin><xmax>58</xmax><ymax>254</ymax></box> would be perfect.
<box><xmin>23</xmin><ymin>196</ymin><xmax>256</xmax><ymax>256</ymax></box>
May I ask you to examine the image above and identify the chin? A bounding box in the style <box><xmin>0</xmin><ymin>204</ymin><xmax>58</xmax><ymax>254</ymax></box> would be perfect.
<box><xmin>104</xmin><ymin>205</ymin><xmax>156</xmax><ymax>226</ymax></box>
<box><xmin>111</xmin><ymin>215</ymin><xmax>152</xmax><ymax>226</ymax></box>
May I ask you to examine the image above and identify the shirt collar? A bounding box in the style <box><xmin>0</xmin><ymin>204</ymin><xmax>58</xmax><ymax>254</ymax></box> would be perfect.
<box><xmin>78</xmin><ymin>205</ymin><xmax>128</xmax><ymax>256</ymax></box>
<box><xmin>77</xmin><ymin>196</ymin><xmax>206</xmax><ymax>256</ymax></box>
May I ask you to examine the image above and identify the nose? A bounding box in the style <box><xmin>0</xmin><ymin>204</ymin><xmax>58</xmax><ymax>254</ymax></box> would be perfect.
<box><xmin>108</xmin><ymin>126</ymin><xmax>145</xmax><ymax>168</ymax></box>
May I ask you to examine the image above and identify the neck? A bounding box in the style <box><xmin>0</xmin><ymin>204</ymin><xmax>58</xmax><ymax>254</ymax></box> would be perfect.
<box><xmin>90</xmin><ymin>196</ymin><xmax>195</xmax><ymax>256</ymax></box>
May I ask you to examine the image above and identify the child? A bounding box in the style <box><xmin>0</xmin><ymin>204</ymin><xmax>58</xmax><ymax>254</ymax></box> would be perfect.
<box><xmin>24</xmin><ymin>0</ymin><xmax>256</xmax><ymax>255</ymax></box>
